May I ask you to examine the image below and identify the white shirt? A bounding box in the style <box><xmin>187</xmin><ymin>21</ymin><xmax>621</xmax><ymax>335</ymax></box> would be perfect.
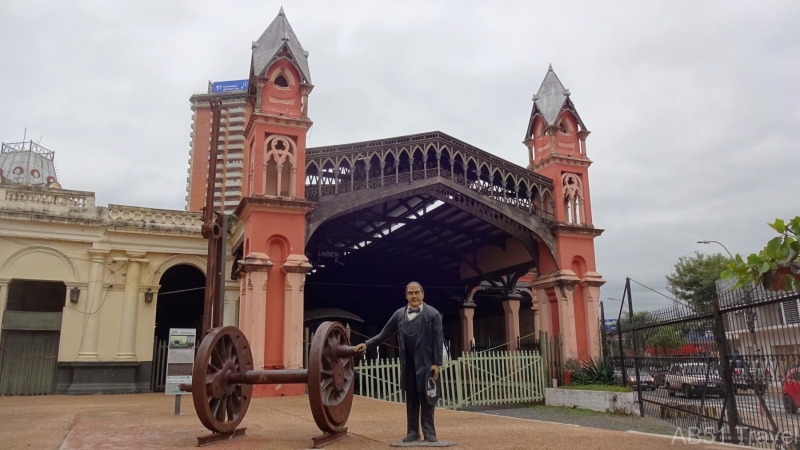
<box><xmin>406</xmin><ymin>302</ymin><xmax>424</xmax><ymax>321</ymax></box>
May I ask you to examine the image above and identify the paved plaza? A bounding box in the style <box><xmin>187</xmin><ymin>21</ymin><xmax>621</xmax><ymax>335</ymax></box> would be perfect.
<box><xmin>0</xmin><ymin>394</ymin><xmax>727</xmax><ymax>449</ymax></box>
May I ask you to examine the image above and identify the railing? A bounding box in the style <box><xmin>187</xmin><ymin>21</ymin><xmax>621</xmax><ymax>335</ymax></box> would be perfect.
<box><xmin>608</xmin><ymin>277</ymin><xmax>800</xmax><ymax>448</ymax></box>
<box><xmin>3</xmin><ymin>189</ymin><xmax>88</xmax><ymax>209</ymax></box>
<box><xmin>304</xmin><ymin>132</ymin><xmax>556</xmax><ymax>221</ymax></box>
<box><xmin>150</xmin><ymin>339</ymin><xmax>168</xmax><ymax>392</ymax></box>
<box><xmin>356</xmin><ymin>350</ymin><xmax>546</xmax><ymax>410</ymax></box>
<box><xmin>107</xmin><ymin>205</ymin><xmax>203</xmax><ymax>228</ymax></box>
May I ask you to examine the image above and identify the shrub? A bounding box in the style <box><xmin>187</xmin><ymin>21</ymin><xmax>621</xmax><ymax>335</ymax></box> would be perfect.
<box><xmin>571</xmin><ymin>357</ymin><xmax>617</xmax><ymax>386</ymax></box>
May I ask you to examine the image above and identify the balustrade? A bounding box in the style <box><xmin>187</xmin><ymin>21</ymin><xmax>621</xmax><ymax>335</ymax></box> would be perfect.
<box><xmin>303</xmin><ymin>132</ymin><xmax>555</xmax><ymax>221</ymax></box>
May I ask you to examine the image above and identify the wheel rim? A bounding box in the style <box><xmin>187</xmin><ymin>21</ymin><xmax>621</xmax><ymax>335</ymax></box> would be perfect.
<box><xmin>191</xmin><ymin>326</ymin><xmax>253</xmax><ymax>433</ymax></box>
<box><xmin>308</xmin><ymin>321</ymin><xmax>355</xmax><ymax>433</ymax></box>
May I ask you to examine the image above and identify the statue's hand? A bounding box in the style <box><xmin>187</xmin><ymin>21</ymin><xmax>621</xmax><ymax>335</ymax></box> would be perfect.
<box><xmin>431</xmin><ymin>365</ymin><xmax>439</xmax><ymax>381</ymax></box>
<box><xmin>354</xmin><ymin>343</ymin><xmax>367</xmax><ymax>354</ymax></box>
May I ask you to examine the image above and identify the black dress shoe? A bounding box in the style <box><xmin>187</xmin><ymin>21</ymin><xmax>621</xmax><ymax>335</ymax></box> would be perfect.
<box><xmin>403</xmin><ymin>432</ymin><xmax>420</xmax><ymax>442</ymax></box>
<box><xmin>424</xmin><ymin>436</ymin><xmax>438</xmax><ymax>443</ymax></box>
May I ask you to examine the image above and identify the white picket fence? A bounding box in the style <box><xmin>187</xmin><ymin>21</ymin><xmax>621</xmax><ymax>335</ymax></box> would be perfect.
<box><xmin>356</xmin><ymin>350</ymin><xmax>546</xmax><ymax>410</ymax></box>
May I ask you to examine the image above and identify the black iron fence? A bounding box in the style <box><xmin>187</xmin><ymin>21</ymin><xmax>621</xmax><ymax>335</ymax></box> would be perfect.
<box><xmin>606</xmin><ymin>278</ymin><xmax>800</xmax><ymax>448</ymax></box>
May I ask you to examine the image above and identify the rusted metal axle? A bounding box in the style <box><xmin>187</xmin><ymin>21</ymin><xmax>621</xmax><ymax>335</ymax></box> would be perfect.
<box><xmin>179</xmin><ymin>345</ymin><xmax>360</xmax><ymax>393</ymax></box>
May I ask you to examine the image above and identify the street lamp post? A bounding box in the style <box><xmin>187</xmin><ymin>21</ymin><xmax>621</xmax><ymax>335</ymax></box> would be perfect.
<box><xmin>697</xmin><ymin>240</ymin><xmax>734</xmax><ymax>259</ymax></box>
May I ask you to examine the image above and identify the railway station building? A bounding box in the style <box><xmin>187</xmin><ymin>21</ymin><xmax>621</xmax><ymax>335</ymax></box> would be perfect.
<box><xmin>0</xmin><ymin>8</ymin><xmax>603</xmax><ymax>396</ymax></box>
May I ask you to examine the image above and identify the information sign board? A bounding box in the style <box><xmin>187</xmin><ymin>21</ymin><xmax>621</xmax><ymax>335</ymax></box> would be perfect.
<box><xmin>211</xmin><ymin>79</ymin><xmax>249</xmax><ymax>93</ymax></box>
<box><xmin>165</xmin><ymin>328</ymin><xmax>196</xmax><ymax>395</ymax></box>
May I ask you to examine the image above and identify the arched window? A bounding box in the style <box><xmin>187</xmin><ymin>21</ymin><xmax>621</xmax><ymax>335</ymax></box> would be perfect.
<box><xmin>263</xmin><ymin>135</ymin><xmax>297</xmax><ymax>197</ymax></box>
<box><xmin>561</xmin><ymin>173</ymin><xmax>584</xmax><ymax>225</ymax></box>
<box><xmin>274</xmin><ymin>75</ymin><xmax>289</xmax><ymax>88</ymax></box>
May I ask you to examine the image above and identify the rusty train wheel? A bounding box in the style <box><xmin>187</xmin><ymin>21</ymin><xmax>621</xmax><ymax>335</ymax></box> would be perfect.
<box><xmin>307</xmin><ymin>321</ymin><xmax>355</xmax><ymax>433</ymax></box>
<box><xmin>191</xmin><ymin>326</ymin><xmax>253</xmax><ymax>433</ymax></box>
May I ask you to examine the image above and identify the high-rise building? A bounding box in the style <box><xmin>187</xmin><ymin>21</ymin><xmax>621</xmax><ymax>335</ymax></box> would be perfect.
<box><xmin>186</xmin><ymin>80</ymin><xmax>249</xmax><ymax>213</ymax></box>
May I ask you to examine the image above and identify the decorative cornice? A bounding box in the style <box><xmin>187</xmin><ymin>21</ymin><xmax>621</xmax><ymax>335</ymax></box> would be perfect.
<box><xmin>530</xmin><ymin>270</ymin><xmax>581</xmax><ymax>289</ymax></box>
<box><xmin>299</xmin><ymin>83</ymin><xmax>314</xmax><ymax>95</ymax></box>
<box><xmin>532</xmin><ymin>154</ymin><xmax>593</xmax><ymax>171</ymax></box>
<box><xmin>282</xmin><ymin>255</ymin><xmax>313</xmax><ymax>274</ymax></box>
<box><xmin>244</xmin><ymin>112</ymin><xmax>313</xmax><ymax>136</ymax></box>
<box><xmin>580</xmin><ymin>271</ymin><xmax>606</xmax><ymax>288</ymax></box>
<box><xmin>550</xmin><ymin>223</ymin><xmax>604</xmax><ymax>237</ymax></box>
<box><xmin>240</xmin><ymin>252</ymin><xmax>273</xmax><ymax>273</ymax></box>
<box><xmin>577</xmin><ymin>130</ymin><xmax>591</xmax><ymax>140</ymax></box>
<box><xmin>234</xmin><ymin>196</ymin><xmax>316</xmax><ymax>218</ymax></box>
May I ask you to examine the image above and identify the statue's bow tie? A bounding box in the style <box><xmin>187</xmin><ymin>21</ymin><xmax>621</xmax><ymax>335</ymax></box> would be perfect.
<box><xmin>408</xmin><ymin>308</ymin><xmax>421</xmax><ymax>314</ymax></box>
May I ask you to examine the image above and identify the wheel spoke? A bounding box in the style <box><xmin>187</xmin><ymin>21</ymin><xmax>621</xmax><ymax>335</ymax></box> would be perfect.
<box><xmin>212</xmin><ymin>344</ymin><xmax>224</xmax><ymax>368</ymax></box>
<box><xmin>321</xmin><ymin>368</ymin><xmax>335</xmax><ymax>378</ymax></box>
<box><xmin>216</xmin><ymin>394</ymin><xmax>228</xmax><ymax>422</ymax></box>
<box><xmin>225</xmin><ymin>393</ymin><xmax>235</xmax><ymax>421</ymax></box>
<box><xmin>210</xmin><ymin>396</ymin><xmax>221</xmax><ymax>418</ymax></box>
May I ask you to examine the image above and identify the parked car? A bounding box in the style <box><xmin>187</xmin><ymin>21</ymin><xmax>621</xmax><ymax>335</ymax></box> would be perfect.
<box><xmin>625</xmin><ymin>369</ymin><xmax>656</xmax><ymax>391</ymax></box>
<box><xmin>729</xmin><ymin>358</ymin><xmax>771</xmax><ymax>395</ymax></box>
<box><xmin>614</xmin><ymin>368</ymin><xmax>656</xmax><ymax>391</ymax></box>
<box><xmin>782</xmin><ymin>367</ymin><xmax>800</xmax><ymax>414</ymax></box>
<box><xmin>664</xmin><ymin>363</ymin><xmax>724</xmax><ymax>398</ymax></box>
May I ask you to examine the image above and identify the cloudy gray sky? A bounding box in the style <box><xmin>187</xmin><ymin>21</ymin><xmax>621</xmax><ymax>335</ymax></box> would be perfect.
<box><xmin>1</xmin><ymin>1</ymin><xmax>798</xmax><ymax>312</ymax></box>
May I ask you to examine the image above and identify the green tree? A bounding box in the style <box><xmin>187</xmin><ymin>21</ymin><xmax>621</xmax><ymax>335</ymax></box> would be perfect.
<box><xmin>619</xmin><ymin>311</ymin><xmax>656</xmax><ymax>355</ymax></box>
<box><xmin>722</xmin><ymin>216</ymin><xmax>800</xmax><ymax>291</ymax></box>
<box><xmin>648</xmin><ymin>327</ymin><xmax>685</xmax><ymax>355</ymax></box>
<box><xmin>666</xmin><ymin>252</ymin><xmax>731</xmax><ymax>313</ymax></box>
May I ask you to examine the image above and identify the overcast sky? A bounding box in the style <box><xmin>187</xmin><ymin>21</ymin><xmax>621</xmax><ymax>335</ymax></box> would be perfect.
<box><xmin>1</xmin><ymin>1</ymin><xmax>798</xmax><ymax>312</ymax></box>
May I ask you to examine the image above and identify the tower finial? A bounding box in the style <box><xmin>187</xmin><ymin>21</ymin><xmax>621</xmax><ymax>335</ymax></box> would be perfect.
<box><xmin>279</xmin><ymin>6</ymin><xmax>285</xmax><ymax>15</ymax></box>
<box><xmin>548</xmin><ymin>63</ymin><xmax>554</xmax><ymax>71</ymax></box>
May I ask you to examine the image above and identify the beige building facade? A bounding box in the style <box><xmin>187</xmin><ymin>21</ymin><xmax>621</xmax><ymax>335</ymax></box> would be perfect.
<box><xmin>0</xmin><ymin>182</ymin><xmax>239</xmax><ymax>394</ymax></box>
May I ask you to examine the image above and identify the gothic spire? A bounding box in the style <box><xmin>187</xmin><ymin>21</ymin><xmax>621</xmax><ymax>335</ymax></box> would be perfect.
<box><xmin>251</xmin><ymin>8</ymin><xmax>311</xmax><ymax>83</ymax></box>
<box><xmin>533</xmin><ymin>65</ymin><xmax>568</xmax><ymax>127</ymax></box>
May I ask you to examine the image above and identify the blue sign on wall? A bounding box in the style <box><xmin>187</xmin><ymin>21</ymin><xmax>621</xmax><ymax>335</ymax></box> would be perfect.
<box><xmin>211</xmin><ymin>80</ymin><xmax>249</xmax><ymax>93</ymax></box>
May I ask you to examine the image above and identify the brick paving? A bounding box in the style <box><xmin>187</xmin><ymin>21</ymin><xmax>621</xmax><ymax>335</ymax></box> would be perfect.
<box><xmin>0</xmin><ymin>394</ymin><xmax>725</xmax><ymax>449</ymax></box>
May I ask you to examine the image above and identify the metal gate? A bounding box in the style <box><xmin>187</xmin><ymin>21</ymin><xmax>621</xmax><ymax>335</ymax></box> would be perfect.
<box><xmin>150</xmin><ymin>338</ymin><xmax>168</xmax><ymax>392</ymax></box>
<box><xmin>0</xmin><ymin>330</ymin><xmax>59</xmax><ymax>395</ymax></box>
<box><xmin>356</xmin><ymin>350</ymin><xmax>546</xmax><ymax>410</ymax></box>
<box><xmin>608</xmin><ymin>277</ymin><xmax>800</xmax><ymax>448</ymax></box>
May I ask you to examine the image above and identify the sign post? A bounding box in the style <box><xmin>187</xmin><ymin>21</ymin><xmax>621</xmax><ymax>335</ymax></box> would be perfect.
<box><xmin>165</xmin><ymin>328</ymin><xmax>197</xmax><ymax>414</ymax></box>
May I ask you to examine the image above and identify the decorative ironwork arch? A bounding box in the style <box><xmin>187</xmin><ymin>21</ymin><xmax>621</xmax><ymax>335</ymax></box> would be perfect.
<box><xmin>306</xmin><ymin>177</ymin><xmax>556</xmax><ymax>261</ymax></box>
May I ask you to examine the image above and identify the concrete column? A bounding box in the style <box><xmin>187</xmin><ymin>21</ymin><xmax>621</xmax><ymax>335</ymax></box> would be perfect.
<box><xmin>283</xmin><ymin>254</ymin><xmax>312</xmax><ymax>370</ymax></box>
<box><xmin>555</xmin><ymin>285</ymin><xmax>578</xmax><ymax>361</ymax></box>
<box><xmin>0</xmin><ymin>280</ymin><xmax>8</xmax><ymax>332</ymax></box>
<box><xmin>577</xmin><ymin>130</ymin><xmax>590</xmax><ymax>157</ymax></box>
<box><xmin>77</xmin><ymin>250</ymin><xmax>109</xmax><ymax>361</ymax></box>
<box><xmin>503</xmin><ymin>295</ymin><xmax>521</xmax><ymax>352</ymax></box>
<box><xmin>239</xmin><ymin>253</ymin><xmax>272</xmax><ymax>370</ymax></box>
<box><xmin>459</xmin><ymin>305</ymin><xmax>476</xmax><ymax>354</ymax></box>
<box><xmin>582</xmin><ymin>283</ymin><xmax>601</xmax><ymax>360</ymax></box>
<box><xmin>223</xmin><ymin>281</ymin><xmax>239</xmax><ymax>327</ymax></box>
<box><xmin>116</xmin><ymin>253</ymin><xmax>147</xmax><ymax>361</ymax></box>
<box><xmin>534</xmin><ymin>288</ymin><xmax>550</xmax><ymax>335</ymax></box>
<box><xmin>290</xmin><ymin>166</ymin><xmax>297</xmax><ymax>197</ymax></box>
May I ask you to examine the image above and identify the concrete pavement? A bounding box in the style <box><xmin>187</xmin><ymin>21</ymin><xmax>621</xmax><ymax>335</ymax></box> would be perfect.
<box><xmin>0</xmin><ymin>394</ymin><xmax>726</xmax><ymax>449</ymax></box>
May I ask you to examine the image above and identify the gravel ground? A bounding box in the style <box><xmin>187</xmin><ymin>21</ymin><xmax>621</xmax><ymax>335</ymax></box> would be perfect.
<box><xmin>469</xmin><ymin>404</ymin><xmax>680</xmax><ymax>436</ymax></box>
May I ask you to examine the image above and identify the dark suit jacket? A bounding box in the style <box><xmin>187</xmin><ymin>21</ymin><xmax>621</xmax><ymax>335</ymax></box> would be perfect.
<box><xmin>365</xmin><ymin>303</ymin><xmax>443</xmax><ymax>392</ymax></box>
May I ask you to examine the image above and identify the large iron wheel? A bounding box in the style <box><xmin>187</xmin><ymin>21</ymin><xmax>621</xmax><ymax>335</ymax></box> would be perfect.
<box><xmin>307</xmin><ymin>321</ymin><xmax>355</xmax><ymax>433</ymax></box>
<box><xmin>191</xmin><ymin>326</ymin><xmax>254</xmax><ymax>433</ymax></box>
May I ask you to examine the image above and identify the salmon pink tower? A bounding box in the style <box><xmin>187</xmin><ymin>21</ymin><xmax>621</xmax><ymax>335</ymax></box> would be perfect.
<box><xmin>235</xmin><ymin>8</ymin><xmax>315</xmax><ymax>397</ymax></box>
<box><xmin>525</xmin><ymin>65</ymin><xmax>605</xmax><ymax>362</ymax></box>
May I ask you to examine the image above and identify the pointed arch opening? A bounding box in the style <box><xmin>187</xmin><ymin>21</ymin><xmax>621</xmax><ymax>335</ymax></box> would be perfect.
<box><xmin>263</xmin><ymin>135</ymin><xmax>297</xmax><ymax>197</ymax></box>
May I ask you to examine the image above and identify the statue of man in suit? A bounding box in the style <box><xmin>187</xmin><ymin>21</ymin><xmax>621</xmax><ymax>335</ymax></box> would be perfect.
<box><xmin>354</xmin><ymin>282</ymin><xmax>443</xmax><ymax>443</ymax></box>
